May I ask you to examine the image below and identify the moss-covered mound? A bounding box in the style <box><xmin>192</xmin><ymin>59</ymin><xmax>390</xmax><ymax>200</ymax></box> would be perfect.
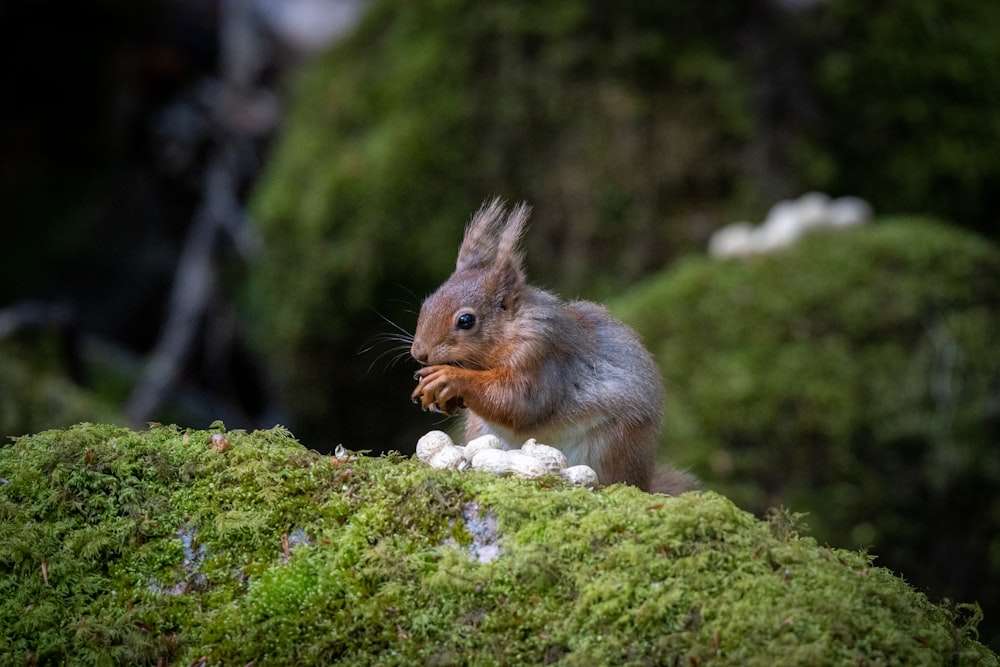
<box><xmin>1</xmin><ymin>424</ymin><xmax>995</xmax><ymax>665</ymax></box>
<box><xmin>614</xmin><ymin>218</ymin><xmax>1000</xmax><ymax>648</ymax></box>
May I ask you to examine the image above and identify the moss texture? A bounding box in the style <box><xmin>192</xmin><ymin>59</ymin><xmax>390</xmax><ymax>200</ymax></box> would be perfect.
<box><xmin>1</xmin><ymin>423</ymin><xmax>996</xmax><ymax>665</ymax></box>
<box><xmin>614</xmin><ymin>218</ymin><xmax>1000</xmax><ymax>648</ymax></box>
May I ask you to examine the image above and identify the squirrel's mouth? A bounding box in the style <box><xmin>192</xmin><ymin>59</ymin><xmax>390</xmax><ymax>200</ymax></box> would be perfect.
<box><xmin>415</xmin><ymin>357</ymin><xmax>462</xmax><ymax>368</ymax></box>
<box><xmin>438</xmin><ymin>359</ymin><xmax>487</xmax><ymax>371</ymax></box>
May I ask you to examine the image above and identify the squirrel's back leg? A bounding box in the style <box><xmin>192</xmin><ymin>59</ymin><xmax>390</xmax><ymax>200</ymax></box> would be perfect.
<box><xmin>587</xmin><ymin>418</ymin><xmax>658</xmax><ymax>490</ymax></box>
<box><xmin>593</xmin><ymin>423</ymin><xmax>699</xmax><ymax>494</ymax></box>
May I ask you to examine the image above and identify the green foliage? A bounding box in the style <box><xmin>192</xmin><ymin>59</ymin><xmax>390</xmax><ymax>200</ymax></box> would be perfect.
<box><xmin>614</xmin><ymin>218</ymin><xmax>1000</xmax><ymax>648</ymax></box>
<box><xmin>794</xmin><ymin>0</ymin><xmax>1000</xmax><ymax>230</ymax></box>
<box><xmin>1</xmin><ymin>423</ymin><xmax>996</xmax><ymax>665</ymax></box>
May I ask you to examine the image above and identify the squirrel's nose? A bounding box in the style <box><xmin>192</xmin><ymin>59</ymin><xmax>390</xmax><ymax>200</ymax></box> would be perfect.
<box><xmin>411</xmin><ymin>341</ymin><xmax>429</xmax><ymax>365</ymax></box>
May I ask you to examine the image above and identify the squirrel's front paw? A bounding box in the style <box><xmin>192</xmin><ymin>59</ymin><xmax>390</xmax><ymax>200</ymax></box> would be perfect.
<box><xmin>412</xmin><ymin>366</ymin><xmax>466</xmax><ymax>415</ymax></box>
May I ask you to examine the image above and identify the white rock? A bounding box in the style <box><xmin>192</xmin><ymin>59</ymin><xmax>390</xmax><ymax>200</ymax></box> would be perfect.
<box><xmin>521</xmin><ymin>438</ymin><xmax>568</xmax><ymax>472</ymax></box>
<box><xmin>464</xmin><ymin>434</ymin><xmax>505</xmax><ymax>461</ymax></box>
<box><xmin>710</xmin><ymin>192</ymin><xmax>874</xmax><ymax>260</ymax></box>
<box><xmin>708</xmin><ymin>221</ymin><xmax>756</xmax><ymax>258</ymax></box>
<box><xmin>758</xmin><ymin>202</ymin><xmax>804</xmax><ymax>251</ymax></box>
<box><xmin>827</xmin><ymin>196</ymin><xmax>872</xmax><ymax>227</ymax></box>
<box><xmin>560</xmin><ymin>465</ymin><xmax>599</xmax><ymax>486</ymax></box>
<box><xmin>794</xmin><ymin>191</ymin><xmax>832</xmax><ymax>229</ymax></box>
<box><xmin>416</xmin><ymin>430</ymin><xmax>455</xmax><ymax>462</ymax></box>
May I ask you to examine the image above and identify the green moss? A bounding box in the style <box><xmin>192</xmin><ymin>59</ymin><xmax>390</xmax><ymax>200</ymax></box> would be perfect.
<box><xmin>614</xmin><ymin>218</ymin><xmax>1000</xmax><ymax>649</ymax></box>
<box><xmin>1</xmin><ymin>423</ymin><xmax>996</xmax><ymax>665</ymax></box>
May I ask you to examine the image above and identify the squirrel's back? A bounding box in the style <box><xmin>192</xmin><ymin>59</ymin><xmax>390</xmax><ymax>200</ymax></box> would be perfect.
<box><xmin>460</xmin><ymin>284</ymin><xmax>665</xmax><ymax>490</ymax></box>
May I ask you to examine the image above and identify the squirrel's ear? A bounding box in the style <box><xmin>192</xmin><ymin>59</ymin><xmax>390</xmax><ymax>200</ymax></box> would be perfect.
<box><xmin>496</xmin><ymin>262</ymin><xmax>524</xmax><ymax>311</ymax></box>
<box><xmin>456</xmin><ymin>198</ymin><xmax>531</xmax><ymax>274</ymax></box>
<box><xmin>494</xmin><ymin>202</ymin><xmax>529</xmax><ymax>305</ymax></box>
<box><xmin>496</xmin><ymin>201</ymin><xmax>530</xmax><ymax>275</ymax></box>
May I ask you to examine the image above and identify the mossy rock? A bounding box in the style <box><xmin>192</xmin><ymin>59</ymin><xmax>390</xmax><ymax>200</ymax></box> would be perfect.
<box><xmin>614</xmin><ymin>218</ymin><xmax>1000</xmax><ymax>648</ymax></box>
<box><xmin>1</xmin><ymin>423</ymin><xmax>995</xmax><ymax>665</ymax></box>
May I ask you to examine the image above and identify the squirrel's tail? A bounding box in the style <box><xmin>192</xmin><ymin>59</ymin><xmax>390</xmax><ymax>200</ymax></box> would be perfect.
<box><xmin>649</xmin><ymin>465</ymin><xmax>701</xmax><ymax>496</ymax></box>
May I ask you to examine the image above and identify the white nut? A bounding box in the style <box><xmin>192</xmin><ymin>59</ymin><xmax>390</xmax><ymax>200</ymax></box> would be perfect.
<box><xmin>504</xmin><ymin>451</ymin><xmax>550</xmax><ymax>479</ymax></box>
<box><xmin>427</xmin><ymin>444</ymin><xmax>466</xmax><ymax>470</ymax></box>
<box><xmin>464</xmin><ymin>434</ymin><xmax>505</xmax><ymax>461</ymax></box>
<box><xmin>416</xmin><ymin>431</ymin><xmax>455</xmax><ymax>463</ymax></box>
<box><xmin>472</xmin><ymin>449</ymin><xmax>550</xmax><ymax>479</ymax></box>
<box><xmin>470</xmin><ymin>448</ymin><xmax>511</xmax><ymax>474</ymax></box>
<box><xmin>472</xmin><ymin>446</ymin><xmax>557</xmax><ymax>479</ymax></box>
<box><xmin>560</xmin><ymin>465</ymin><xmax>599</xmax><ymax>486</ymax></box>
<box><xmin>521</xmin><ymin>438</ymin><xmax>568</xmax><ymax>472</ymax></box>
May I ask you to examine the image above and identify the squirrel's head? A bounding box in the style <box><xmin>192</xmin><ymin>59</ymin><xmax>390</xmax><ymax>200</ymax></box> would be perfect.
<box><xmin>412</xmin><ymin>198</ymin><xmax>530</xmax><ymax>369</ymax></box>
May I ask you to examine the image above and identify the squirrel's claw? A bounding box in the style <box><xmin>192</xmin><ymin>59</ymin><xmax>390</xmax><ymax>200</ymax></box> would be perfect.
<box><xmin>412</xmin><ymin>365</ymin><xmax>465</xmax><ymax>416</ymax></box>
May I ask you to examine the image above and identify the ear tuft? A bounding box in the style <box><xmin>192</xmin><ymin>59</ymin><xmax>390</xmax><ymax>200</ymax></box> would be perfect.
<box><xmin>497</xmin><ymin>201</ymin><xmax>530</xmax><ymax>279</ymax></box>
<box><xmin>456</xmin><ymin>198</ymin><xmax>531</xmax><ymax>277</ymax></box>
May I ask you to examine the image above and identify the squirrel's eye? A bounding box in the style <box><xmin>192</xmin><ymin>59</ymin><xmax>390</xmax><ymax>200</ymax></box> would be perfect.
<box><xmin>456</xmin><ymin>313</ymin><xmax>477</xmax><ymax>330</ymax></box>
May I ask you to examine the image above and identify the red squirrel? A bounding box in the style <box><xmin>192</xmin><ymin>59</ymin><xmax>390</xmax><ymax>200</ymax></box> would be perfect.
<box><xmin>410</xmin><ymin>199</ymin><xmax>695</xmax><ymax>494</ymax></box>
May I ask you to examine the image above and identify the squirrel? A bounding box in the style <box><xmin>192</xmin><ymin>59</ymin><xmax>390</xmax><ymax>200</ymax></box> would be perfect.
<box><xmin>410</xmin><ymin>198</ymin><xmax>696</xmax><ymax>495</ymax></box>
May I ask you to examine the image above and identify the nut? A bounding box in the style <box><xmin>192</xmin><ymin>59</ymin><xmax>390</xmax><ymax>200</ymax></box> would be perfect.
<box><xmin>560</xmin><ymin>465</ymin><xmax>599</xmax><ymax>486</ymax></box>
<box><xmin>504</xmin><ymin>451</ymin><xmax>551</xmax><ymax>479</ymax></box>
<box><xmin>427</xmin><ymin>444</ymin><xmax>467</xmax><ymax>470</ymax></box>
<box><xmin>416</xmin><ymin>430</ymin><xmax>455</xmax><ymax>462</ymax></box>
<box><xmin>520</xmin><ymin>438</ymin><xmax>568</xmax><ymax>472</ymax></box>
<box><xmin>470</xmin><ymin>449</ymin><xmax>550</xmax><ymax>478</ymax></box>
<box><xmin>418</xmin><ymin>430</ymin><xmax>575</xmax><ymax>481</ymax></box>
<box><xmin>470</xmin><ymin>448</ymin><xmax>511</xmax><ymax>474</ymax></box>
<box><xmin>464</xmin><ymin>434</ymin><xmax>505</xmax><ymax>461</ymax></box>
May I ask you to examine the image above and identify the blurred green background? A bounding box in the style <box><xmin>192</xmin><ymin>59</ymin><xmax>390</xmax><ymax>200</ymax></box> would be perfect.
<box><xmin>2</xmin><ymin>0</ymin><xmax>998</xmax><ymax>650</ymax></box>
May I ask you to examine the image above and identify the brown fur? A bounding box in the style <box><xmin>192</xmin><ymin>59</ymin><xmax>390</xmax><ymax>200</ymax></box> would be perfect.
<box><xmin>411</xmin><ymin>199</ymin><xmax>695</xmax><ymax>493</ymax></box>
